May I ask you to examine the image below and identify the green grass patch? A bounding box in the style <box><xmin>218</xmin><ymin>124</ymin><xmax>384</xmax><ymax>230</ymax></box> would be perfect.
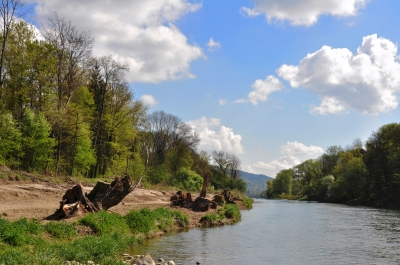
<box><xmin>79</xmin><ymin>211</ymin><xmax>129</xmax><ymax>236</ymax></box>
<box><xmin>242</xmin><ymin>197</ymin><xmax>254</xmax><ymax>209</ymax></box>
<box><xmin>0</xmin><ymin>207</ymin><xmax>190</xmax><ymax>264</ymax></box>
<box><xmin>222</xmin><ymin>204</ymin><xmax>241</xmax><ymax>222</ymax></box>
<box><xmin>44</xmin><ymin>222</ymin><xmax>77</xmax><ymax>239</ymax></box>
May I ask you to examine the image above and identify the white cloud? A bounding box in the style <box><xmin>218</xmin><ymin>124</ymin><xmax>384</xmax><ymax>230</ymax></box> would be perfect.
<box><xmin>32</xmin><ymin>0</ymin><xmax>203</xmax><ymax>83</ymax></box>
<box><xmin>310</xmin><ymin>97</ymin><xmax>346</xmax><ymax>115</ymax></box>
<box><xmin>186</xmin><ymin>117</ymin><xmax>244</xmax><ymax>154</ymax></box>
<box><xmin>252</xmin><ymin>155</ymin><xmax>301</xmax><ymax>177</ymax></box>
<box><xmin>280</xmin><ymin>141</ymin><xmax>324</xmax><ymax>156</ymax></box>
<box><xmin>251</xmin><ymin>141</ymin><xmax>323</xmax><ymax>176</ymax></box>
<box><xmin>235</xmin><ymin>75</ymin><xmax>284</xmax><ymax>105</ymax></box>
<box><xmin>207</xmin><ymin>38</ymin><xmax>221</xmax><ymax>51</ymax></box>
<box><xmin>218</xmin><ymin>99</ymin><xmax>227</xmax><ymax>106</ymax></box>
<box><xmin>241</xmin><ymin>0</ymin><xmax>367</xmax><ymax>26</ymax></box>
<box><xmin>140</xmin><ymin>94</ymin><xmax>158</xmax><ymax>106</ymax></box>
<box><xmin>278</xmin><ymin>34</ymin><xmax>400</xmax><ymax>115</ymax></box>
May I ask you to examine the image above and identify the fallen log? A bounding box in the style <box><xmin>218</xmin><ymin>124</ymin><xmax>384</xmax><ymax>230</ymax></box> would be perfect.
<box><xmin>46</xmin><ymin>175</ymin><xmax>134</xmax><ymax>220</ymax></box>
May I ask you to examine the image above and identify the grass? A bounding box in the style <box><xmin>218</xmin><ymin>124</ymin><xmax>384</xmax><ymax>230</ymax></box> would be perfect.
<box><xmin>0</xmin><ymin>207</ymin><xmax>189</xmax><ymax>265</ymax></box>
<box><xmin>242</xmin><ymin>197</ymin><xmax>254</xmax><ymax>209</ymax></box>
<box><xmin>221</xmin><ymin>204</ymin><xmax>241</xmax><ymax>222</ymax></box>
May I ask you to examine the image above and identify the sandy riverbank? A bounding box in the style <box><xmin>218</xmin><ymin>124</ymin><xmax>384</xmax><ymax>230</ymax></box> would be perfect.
<box><xmin>0</xmin><ymin>177</ymin><xmax>246</xmax><ymax>227</ymax></box>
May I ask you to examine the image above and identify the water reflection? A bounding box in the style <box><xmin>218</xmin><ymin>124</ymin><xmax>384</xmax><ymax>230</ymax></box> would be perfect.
<box><xmin>131</xmin><ymin>200</ymin><xmax>400</xmax><ymax>265</ymax></box>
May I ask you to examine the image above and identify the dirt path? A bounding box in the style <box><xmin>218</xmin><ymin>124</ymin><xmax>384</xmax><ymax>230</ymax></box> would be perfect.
<box><xmin>0</xmin><ymin>179</ymin><xmax>219</xmax><ymax>227</ymax></box>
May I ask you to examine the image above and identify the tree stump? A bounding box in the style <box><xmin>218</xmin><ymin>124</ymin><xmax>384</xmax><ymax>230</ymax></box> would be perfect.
<box><xmin>46</xmin><ymin>175</ymin><xmax>134</xmax><ymax>220</ymax></box>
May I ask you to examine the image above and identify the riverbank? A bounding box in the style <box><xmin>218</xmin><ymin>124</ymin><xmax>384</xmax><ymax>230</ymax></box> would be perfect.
<box><xmin>0</xmin><ymin>174</ymin><xmax>252</xmax><ymax>264</ymax></box>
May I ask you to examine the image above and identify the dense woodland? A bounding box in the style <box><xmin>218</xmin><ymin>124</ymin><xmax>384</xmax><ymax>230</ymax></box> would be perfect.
<box><xmin>266</xmin><ymin>124</ymin><xmax>400</xmax><ymax>206</ymax></box>
<box><xmin>0</xmin><ymin>8</ymin><xmax>246</xmax><ymax>193</ymax></box>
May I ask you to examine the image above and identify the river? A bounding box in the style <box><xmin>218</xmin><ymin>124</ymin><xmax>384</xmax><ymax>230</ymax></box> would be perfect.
<box><xmin>130</xmin><ymin>199</ymin><xmax>400</xmax><ymax>264</ymax></box>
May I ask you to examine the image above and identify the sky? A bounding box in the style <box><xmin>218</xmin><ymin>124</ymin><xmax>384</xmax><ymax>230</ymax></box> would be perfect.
<box><xmin>26</xmin><ymin>0</ymin><xmax>400</xmax><ymax>177</ymax></box>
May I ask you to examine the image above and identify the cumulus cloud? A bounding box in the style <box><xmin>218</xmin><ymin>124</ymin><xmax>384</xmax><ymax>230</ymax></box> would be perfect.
<box><xmin>251</xmin><ymin>141</ymin><xmax>323</xmax><ymax>176</ymax></box>
<box><xmin>140</xmin><ymin>94</ymin><xmax>158</xmax><ymax>107</ymax></box>
<box><xmin>186</xmin><ymin>117</ymin><xmax>244</xmax><ymax>154</ymax></box>
<box><xmin>252</xmin><ymin>155</ymin><xmax>301</xmax><ymax>177</ymax></box>
<box><xmin>32</xmin><ymin>0</ymin><xmax>203</xmax><ymax>83</ymax></box>
<box><xmin>241</xmin><ymin>0</ymin><xmax>367</xmax><ymax>26</ymax></box>
<box><xmin>280</xmin><ymin>141</ymin><xmax>324</xmax><ymax>156</ymax></box>
<box><xmin>235</xmin><ymin>75</ymin><xmax>284</xmax><ymax>105</ymax></box>
<box><xmin>310</xmin><ymin>97</ymin><xmax>346</xmax><ymax>115</ymax></box>
<box><xmin>207</xmin><ymin>38</ymin><xmax>221</xmax><ymax>51</ymax></box>
<box><xmin>277</xmin><ymin>34</ymin><xmax>400</xmax><ymax>115</ymax></box>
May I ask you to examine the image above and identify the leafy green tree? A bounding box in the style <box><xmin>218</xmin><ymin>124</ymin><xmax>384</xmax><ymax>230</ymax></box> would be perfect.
<box><xmin>364</xmin><ymin>123</ymin><xmax>400</xmax><ymax>203</ymax></box>
<box><xmin>0</xmin><ymin>112</ymin><xmax>21</xmax><ymax>166</ymax></box>
<box><xmin>272</xmin><ymin>169</ymin><xmax>293</xmax><ymax>196</ymax></box>
<box><xmin>294</xmin><ymin>159</ymin><xmax>323</xmax><ymax>199</ymax></box>
<box><xmin>332</xmin><ymin>150</ymin><xmax>367</xmax><ymax>202</ymax></box>
<box><xmin>20</xmin><ymin>108</ymin><xmax>55</xmax><ymax>171</ymax></box>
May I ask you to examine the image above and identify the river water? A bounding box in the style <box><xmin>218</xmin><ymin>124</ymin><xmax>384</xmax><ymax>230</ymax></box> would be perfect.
<box><xmin>131</xmin><ymin>199</ymin><xmax>400</xmax><ymax>265</ymax></box>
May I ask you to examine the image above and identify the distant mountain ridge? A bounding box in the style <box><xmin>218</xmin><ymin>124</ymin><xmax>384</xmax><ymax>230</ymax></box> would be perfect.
<box><xmin>239</xmin><ymin>171</ymin><xmax>273</xmax><ymax>198</ymax></box>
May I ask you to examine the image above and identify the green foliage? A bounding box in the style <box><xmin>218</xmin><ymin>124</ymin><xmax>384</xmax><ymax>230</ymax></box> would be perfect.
<box><xmin>124</xmin><ymin>207</ymin><xmax>187</xmax><ymax>234</ymax></box>
<box><xmin>0</xmin><ymin>209</ymin><xmax>190</xmax><ymax>264</ymax></box>
<box><xmin>242</xmin><ymin>197</ymin><xmax>254</xmax><ymax>209</ymax></box>
<box><xmin>20</xmin><ymin>109</ymin><xmax>55</xmax><ymax>171</ymax></box>
<box><xmin>124</xmin><ymin>208</ymin><xmax>156</xmax><ymax>234</ymax></box>
<box><xmin>200</xmin><ymin>213</ymin><xmax>222</xmax><ymax>226</ymax></box>
<box><xmin>170</xmin><ymin>168</ymin><xmax>203</xmax><ymax>191</ymax></box>
<box><xmin>44</xmin><ymin>222</ymin><xmax>77</xmax><ymax>239</ymax></box>
<box><xmin>0</xmin><ymin>113</ymin><xmax>21</xmax><ymax>165</ymax></box>
<box><xmin>222</xmin><ymin>204</ymin><xmax>241</xmax><ymax>221</ymax></box>
<box><xmin>0</xmin><ymin>217</ymin><xmax>43</xmax><ymax>246</ymax></box>
<box><xmin>78</xmin><ymin>211</ymin><xmax>129</xmax><ymax>236</ymax></box>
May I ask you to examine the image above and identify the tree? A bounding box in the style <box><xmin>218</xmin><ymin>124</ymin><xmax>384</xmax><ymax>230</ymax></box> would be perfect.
<box><xmin>364</xmin><ymin>123</ymin><xmax>400</xmax><ymax>203</ymax></box>
<box><xmin>0</xmin><ymin>0</ymin><xmax>25</xmax><ymax>105</ymax></box>
<box><xmin>41</xmin><ymin>13</ymin><xmax>94</xmax><ymax>175</ymax></box>
<box><xmin>146</xmin><ymin>110</ymin><xmax>180</xmax><ymax>166</ymax></box>
<box><xmin>0</xmin><ymin>112</ymin><xmax>21</xmax><ymax>166</ymax></box>
<box><xmin>272</xmin><ymin>169</ymin><xmax>293</xmax><ymax>196</ymax></box>
<box><xmin>319</xmin><ymin>145</ymin><xmax>343</xmax><ymax>178</ymax></box>
<box><xmin>20</xmin><ymin>108</ymin><xmax>55</xmax><ymax>172</ymax></box>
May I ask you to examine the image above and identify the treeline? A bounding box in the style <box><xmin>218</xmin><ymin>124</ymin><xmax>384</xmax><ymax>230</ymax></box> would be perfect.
<box><xmin>0</xmin><ymin>12</ymin><xmax>245</xmax><ymax>192</ymax></box>
<box><xmin>266</xmin><ymin>123</ymin><xmax>400</xmax><ymax>206</ymax></box>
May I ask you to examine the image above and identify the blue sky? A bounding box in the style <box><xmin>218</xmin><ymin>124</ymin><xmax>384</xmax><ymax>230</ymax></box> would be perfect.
<box><xmin>29</xmin><ymin>0</ymin><xmax>400</xmax><ymax>177</ymax></box>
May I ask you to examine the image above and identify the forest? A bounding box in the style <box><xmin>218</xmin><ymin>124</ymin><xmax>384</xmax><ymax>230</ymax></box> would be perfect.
<box><xmin>266</xmin><ymin>123</ymin><xmax>400</xmax><ymax>206</ymax></box>
<box><xmin>0</xmin><ymin>9</ymin><xmax>246</xmax><ymax>193</ymax></box>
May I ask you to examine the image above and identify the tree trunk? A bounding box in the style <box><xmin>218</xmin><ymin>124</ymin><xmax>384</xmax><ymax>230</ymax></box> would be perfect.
<box><xmin>46</xmin><ymin>175</ymin><xmax>134</xmax><ymax>220</ymax></box>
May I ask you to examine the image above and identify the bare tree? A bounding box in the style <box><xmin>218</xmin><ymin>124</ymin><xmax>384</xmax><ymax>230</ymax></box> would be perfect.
<box><xmin>41</xmin><ymin>13</ymin><xmax>94</xmax><ymax>175</ymax></box>
<box><xmin>212</xmin><ymin>150</ymin><xmax>241</xmax><ymax>179</ymax></box>
<box><xmin>0</xmin><ymin>0</ymin><xmax>25</xmax><ymax>102</ymax></box>
<box><xmin>146</xmin><ymin>110</ymin><xmax>181</xmax><ymax>166</ymax></box>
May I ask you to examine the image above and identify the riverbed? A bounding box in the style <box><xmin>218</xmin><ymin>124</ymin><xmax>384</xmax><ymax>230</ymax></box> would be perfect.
<box><xmin>131</xmin><ymin>199</ymin><xmax>400</xmax><ymax>264</ymax></box>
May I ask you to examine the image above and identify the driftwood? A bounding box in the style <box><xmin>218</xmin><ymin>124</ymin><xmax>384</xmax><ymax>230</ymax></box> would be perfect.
<box><xmin>47</xmin><ymin>146</ymin><xmax>150</xmax><ymax>220</ymax></box>
<box><xmin>47</xmin><ymin>175</ymin><xmax>135</xmax><ymax>220</ymax></box>
<box><xmin>170</xmin><ymin>191</ymin><xmax>193</xmax><ymax>208</ymax></box>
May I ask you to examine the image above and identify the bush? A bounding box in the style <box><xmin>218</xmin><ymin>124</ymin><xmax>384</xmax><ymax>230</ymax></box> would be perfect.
<box><xmin>170</xmin><ymin>168</ymin><xmax>203</xmax><ymax>191</ymax></box>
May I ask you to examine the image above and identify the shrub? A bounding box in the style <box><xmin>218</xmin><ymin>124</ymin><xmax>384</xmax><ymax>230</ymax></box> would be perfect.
<box><xmin>170</xmin><ymin>168</ymin><xmax>203</xmax><ymax>191</ymax></box>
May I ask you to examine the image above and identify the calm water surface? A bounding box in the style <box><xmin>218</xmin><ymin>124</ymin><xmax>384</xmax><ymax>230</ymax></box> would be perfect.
<box><xmin>130</xmin><ymin>200</ymin><xmax>400</xmax><ymax>264</ymax></box>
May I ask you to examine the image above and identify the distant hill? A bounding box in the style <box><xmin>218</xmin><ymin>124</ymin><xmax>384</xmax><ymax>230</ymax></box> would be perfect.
<box><xmin>239</xmin><ymin>171</ymin><xmax>273</xmax><ymax>198</ymax></box>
